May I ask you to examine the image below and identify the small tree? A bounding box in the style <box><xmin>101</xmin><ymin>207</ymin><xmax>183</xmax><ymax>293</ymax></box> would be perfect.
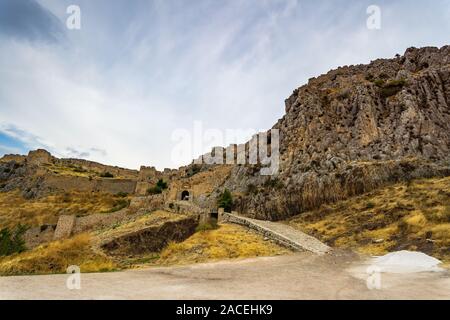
<box><xmin>0</xmin><ymin>225</ymin><xmax>27</xmax><ymax>257</ymax></box>
<box><xmin>100</xmin><ymin>172</ymin><xmax>114</xmax><ymax>178</ymax></box>
<box><xmin>217</xmin><ymin>189</ymin><xmax>233</xmax><ymax>212</ymax></box>
<box><xmin>147</xmin><ymin>179</ymin><xmax>168</xmax><ymax>195</ymax></box>
<box><xmin>156</xmin><ymin>179</ymin><xmax>168</xmax><ymax>190</ymax></box>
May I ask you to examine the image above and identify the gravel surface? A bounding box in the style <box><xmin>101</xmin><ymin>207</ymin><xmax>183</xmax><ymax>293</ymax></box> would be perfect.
<box><xmin>1</xmin><ymin>252</ymin><xmax>449</xmax><ymax>300</ymax></box>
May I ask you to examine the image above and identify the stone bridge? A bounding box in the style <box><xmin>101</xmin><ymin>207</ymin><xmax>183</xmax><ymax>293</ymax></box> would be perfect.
<box><xmin>222</xmin><ymin>212</ymin><xmax>331</xmax><ymax>255</ymax></box>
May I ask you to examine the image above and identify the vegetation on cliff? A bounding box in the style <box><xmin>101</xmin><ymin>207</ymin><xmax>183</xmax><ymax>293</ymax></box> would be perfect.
<box><xmin>288</xmin><ymin>176</ymin><xmax>450</xmax><ymax>262</ymax></box>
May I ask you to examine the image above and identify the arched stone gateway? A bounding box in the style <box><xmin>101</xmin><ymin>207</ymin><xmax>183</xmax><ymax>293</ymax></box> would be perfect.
<box><xmin>181</xmin><ymin>190</ymin><xmax>190</xmax><ymax>201</ymax></box>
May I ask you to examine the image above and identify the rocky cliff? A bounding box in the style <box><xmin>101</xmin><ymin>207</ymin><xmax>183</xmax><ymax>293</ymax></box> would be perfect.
<box><xmin>224</xmin><ymin>46</ymin><xmax>450</xmax><ymax>220</ymax></box>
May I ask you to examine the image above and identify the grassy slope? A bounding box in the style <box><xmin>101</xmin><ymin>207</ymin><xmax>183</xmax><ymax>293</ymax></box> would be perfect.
<box><xmin>153</xmin><ymin>224</ymin><xmax>290</xmax><ymax>266</ymax></box>
<box><xmin>0</xmin><ymin>211</ymin><xmax>288</xmax><ymax>275</ymax></box>
<box><xmin>0</xmin><ymin>234</ymin><xmax>116</xmax><ymax>276</ymax></box>
<box><xmin>287</xmin><ymin>176</ymin><xmax>450</xmax><ymax>262</ymax></box>
<box><xmin>0</xmin><ymin>190</ymin><xmax>130</xmax><ymax>229</ymax></box>
<box><xmin>43</xmin><ymin>163</ymin><xmax>135</xmax><ymax>179</ymax></box>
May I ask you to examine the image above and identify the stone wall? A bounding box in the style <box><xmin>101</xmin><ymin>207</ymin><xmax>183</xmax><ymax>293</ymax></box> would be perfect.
<box><xmin>129</xmin><ymin>194</ymin><xmax>165</xmax><ymax>212</ymax></box>
<box><xmin>56</xmin><ymin>158</ymin><xmax>138</xmax><ymax>179</ymax></box>
<box><xmin>42</xmin><ymin>175</ymin><xmax>137</xmax><ymax>195</ymax></box>
<box><xmin>53</xmin><ymin>215</ymin><xmax>76</xmax><ymax>240</ymax></box>
<box><xmin>72</xmin><ymin>209</ymin><xmax>133</xmax><ymax>234</ymax></box>
<box><xmin>165</xmin><ymin>200</ymin><xmax>208</xmax><ymax>216</ymax></box>
<box><xmin>221</xmin><ymin>212</ymin><xmax>302</xmax><ymax>251</ymax></box>
<box><xmin>101</xmin><ymin>216</ymin><xmax>198</xmax><ymax>256</ymax></box>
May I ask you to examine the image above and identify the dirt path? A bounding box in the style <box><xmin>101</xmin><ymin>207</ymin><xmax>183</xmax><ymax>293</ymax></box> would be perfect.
<box><xmin>223</xmin><ymin>213</ymin><xmax>331</xmax><ymax>254</ymax></box>
<box><xmin>1</xmin><ymin>252</ymin><xmax>449</xmax><ymax>300</ymax></box>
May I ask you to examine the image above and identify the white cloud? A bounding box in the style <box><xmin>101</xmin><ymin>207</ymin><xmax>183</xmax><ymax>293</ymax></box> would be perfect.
<box><xmin>0</xmin><ymin>145</ymin><xmax>23</xmax><ymax>155</ymax></box>
<box><xmin>1</xmin><ymin>0</ymin><xmax>449</xmax><ymax>169</ymax></box>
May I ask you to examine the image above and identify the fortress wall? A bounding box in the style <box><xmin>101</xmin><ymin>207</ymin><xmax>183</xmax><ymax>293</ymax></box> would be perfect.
<box><xmin>135</xmin><ymin>181</ymin><xmax>152</xmax><ymax>195</ymax></box>
<box><xmin>42</xmin><ymin>175</ymin><xmax>137</xmax><ymax>194</ymax></box>
<box><xmin>53</xmin><ymin>215</ymin><xmax>76</xmax><ymax>240</ymax></box>
<box><xmin>129</xmin><ymin>194</ymin><xmax>165</xmax><ymax>212</ymax></box>
<box><xmin>72</xmin><ymin>210</ymin><xmax>132</xmax><ymax>234</ymax></box>
<box><xmin>55</xmin><ymin>158</ymin><xmax>139</xmax><ymax>179</ymax></box>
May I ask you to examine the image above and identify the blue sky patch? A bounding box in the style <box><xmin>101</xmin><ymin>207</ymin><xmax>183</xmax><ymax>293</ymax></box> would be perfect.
<box><xmin>0</xmin><ymin>131</ymin><xmax>28</xmax><ymax>156</ymax></box>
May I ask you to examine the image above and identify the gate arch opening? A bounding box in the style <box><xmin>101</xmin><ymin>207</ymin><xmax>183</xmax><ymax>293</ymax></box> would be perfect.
<box><xmin>181</xmin><ymin>190</ymin><xmax>190</xmax><ymax>201</ymax></box>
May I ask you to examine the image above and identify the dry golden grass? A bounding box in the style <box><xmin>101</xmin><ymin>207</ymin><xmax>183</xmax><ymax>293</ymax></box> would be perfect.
<box><xmin>43</xmin><ymin>163</ymin><xmax>136</xmax><ymax>179</ymax></box>
<box><xmin>96</xmin><ymin>210</ymin><xmax>179</xmax><ymax>241</ymax></box>
<box><xmin>153</xmin><ymin>224</ymin><xmax>290</xmax><ymax>266</ymax></box>
<box><xmin>288</xmin><ymin>176</ymin><xmax>450</xmax><ymax>262</ymax></box>
<box><xmin>0</xmin><ymin>234</ymin><xmax>116</xmax><ymax>276</ymax></box>
<box><xmin>0</xmin><ymin>190</ymin><xmax>129</xmax><ymax>229</ymax></box>
<box><xmin>44</xmin><ymin>163</ymin><xmax>93</xmax><ymax>178</ymax></box>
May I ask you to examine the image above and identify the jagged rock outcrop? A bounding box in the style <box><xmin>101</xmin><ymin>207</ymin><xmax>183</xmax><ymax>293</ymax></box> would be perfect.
<box><xmin>223</xmin><ymin>46</ymin><xmax>450</xmax><ymax>220</ymax></box>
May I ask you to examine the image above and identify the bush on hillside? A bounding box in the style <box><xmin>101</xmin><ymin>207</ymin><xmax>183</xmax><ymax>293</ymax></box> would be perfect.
<box><xmin>147</xmin><ymin>179</ymin><xmax>168</xmax><ymax>195</ymax></box>
<box><xmin>217</xmin><ymin>189</ymin><xmax>233</xmax><ymax>212</ymax></box>
<box><xmin>0</xmin><ymin>225</ymin><xmax>27</xmax><ymax>257</ymax></box>
<box><xmin>100</xmin><ymin>172</ymin><xmax>114</xmax><ymax>178</ymax></box>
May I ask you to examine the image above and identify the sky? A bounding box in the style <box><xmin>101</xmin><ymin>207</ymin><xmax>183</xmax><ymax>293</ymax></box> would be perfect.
<box><xmin>0</xmin><ymin>0</ymin><xmax>449</xmax><ymax>170</ymax></box>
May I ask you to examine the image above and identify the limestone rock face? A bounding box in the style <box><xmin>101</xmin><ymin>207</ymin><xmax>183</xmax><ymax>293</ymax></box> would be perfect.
<box><xmin>225</xmin><ymin>46</ymin><xmax>450</xmax><ymax>220</ymax></box>
<box><xmin>26</xmin><ymin>149</ymin><xmax>53</xmax><ymax>166</ymax></box>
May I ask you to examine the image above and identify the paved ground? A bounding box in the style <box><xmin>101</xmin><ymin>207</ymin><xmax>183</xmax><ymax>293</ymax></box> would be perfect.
<box><xmin>1</xmin><ymin>252</ymin><xmax>449</xmax><ymax>300</ymax></box>
<box><xmin>224</xmin><ymin>213</ymin><xmax>331</xmax><ymax>254</ymax></box>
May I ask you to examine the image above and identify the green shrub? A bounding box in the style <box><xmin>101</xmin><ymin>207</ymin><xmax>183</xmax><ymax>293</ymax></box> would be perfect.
<box><xmin>147</xmin><ymin>179</ymin><xmax>168</xmax><ymax>195</ymax></box>
<box><xmin>385</xmin><ymin>79</ymin><xmax>407</xmax><ymax>87</ymax></box>
<box><xmin>156</xmin><ymin>179</ymin><xmax>168</xmax><ymax>190</ymax></box>
<box><xmin>263</xmin><ymin>178</ymin><xmax>283</xmax><ymax>190</ymax></box>
<box><xmin>377</xmin><ymin>79</ymin><xmax>407</xmax><ymax>98</ymax></box>
<box><xmin>217</xmin><ymin>189</ymin><xmax>233</xmax><ymax>212</ymax></box>
<box><xmin>116</xmin><ymin>192</ymin><xmax>129</xmax><ymax>198</ymax></box>
<box><xmin>0</xmin><ymin>225</ymin><xmax>27</xmax><ymax>257</ymax></box>
<box><xmin>107</xmin><ymin>199</ymin><xmax>130</xmax><ymax>213</ymax></box>
<box><xmin>246</xmin><ymin>184</ymin><xmax>258</xmax><ymax>195</ymax></box>
<box><xmin>147</xmin><ymin>186</ymin><xmax>162</xmax><ymax>195</ymax></box>
<box><xmin>72</xmin><ymin>166</ymin><xmax>87</xmax><ymax>173</ymax></box>
<box><xmin>100</xmin><ymin>172</ymin><xmax>114</xmax><ymax>178</ymax></box>
<box><xmin>187</xmin><ymin>164</ymin><xmax>202</xmax><ymax>177</ymax></box>
<box><xmin>366</xmin><ymin>202</ymin><xmax>376</xmax><ymax>209</ymax></box>
<box><xmin>373</xmin><ymin>79</ymin><xmax>385</xmax><ymax>87</ymax></box>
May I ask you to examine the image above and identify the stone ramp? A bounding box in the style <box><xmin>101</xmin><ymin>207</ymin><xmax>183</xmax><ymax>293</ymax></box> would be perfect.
<box><xmin>223</xmin><ymin>213</ymin><xmax>331</xmax><ymax>255</ymax></box>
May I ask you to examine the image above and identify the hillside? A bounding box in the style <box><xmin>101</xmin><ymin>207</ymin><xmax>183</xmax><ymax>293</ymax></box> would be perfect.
<box><xmin>0</xmin><ymin>149</ymin><xmax>138</xmax><ymax>199</ymax></box>
<box><xmin>0</xmin><ymin>46</ymin><xmax>449</xmax><ymax>274</ymax></box>
<box><xmin>222</xmin><ymin>46</ymin><xmax>450</xmax><ymax>220</ymax></box>
<box><xmin>287</xmin><ymin>176</ymin><xmax>450</xmax><ymax>263</ymax></box>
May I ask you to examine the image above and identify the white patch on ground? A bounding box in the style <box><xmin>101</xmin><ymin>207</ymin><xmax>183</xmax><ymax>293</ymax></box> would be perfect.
<box><xmin>369</xmin><ymin>251</ymin><xmax>443</xmax><ymax>274</ymax></box>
